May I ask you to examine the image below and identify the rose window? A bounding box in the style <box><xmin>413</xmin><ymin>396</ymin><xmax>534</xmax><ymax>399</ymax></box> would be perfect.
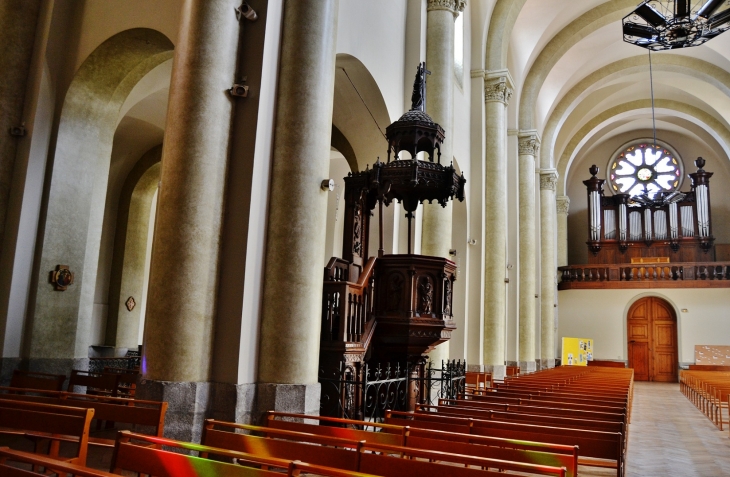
<box><xmin>607</xmin><ymin>142</ymin><xmax>683</xmax><ymax>197</ymax></box>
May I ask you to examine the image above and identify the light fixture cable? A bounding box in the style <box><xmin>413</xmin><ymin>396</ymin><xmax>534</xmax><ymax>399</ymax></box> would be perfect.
<box><xmin>649</xmin><ymin>49</ymin><xmax>657</xmax><ymax>147</ymax></box>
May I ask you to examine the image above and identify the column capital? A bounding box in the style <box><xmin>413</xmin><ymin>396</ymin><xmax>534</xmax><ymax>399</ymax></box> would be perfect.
<box><xmin>484</xmin><ymin>69</ymin><xmax>514</xmax><ymax>105</ymax></box>
<box><xmin>427</xmin><ymin>0</ymin><xmax>466</xmax><ymax>18</ymax></box>
<box><xmin>539</xmin><ymin>169</ymin><xmax>559</xmax><ymax>191</ymax></box>
<box><xmin>518</xmin><ymin>130</ymin><xmax>541</xmax><ymax>156</ymax></box>
<box><xmin>556</xmin><ymin>195</ymin><xmax>570</xmax><ymax>215</ymax></box>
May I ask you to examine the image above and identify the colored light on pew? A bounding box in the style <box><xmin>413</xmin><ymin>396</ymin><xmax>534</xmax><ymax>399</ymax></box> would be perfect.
<box><xmin>142</xmin><ymin>355</ymin><xmax>147</xmax><ymax>374</ymax></box>
<box><xmin>155</xmin><ymin>452</ymin><xmax>231</xmax><ymax>477</ymax></box>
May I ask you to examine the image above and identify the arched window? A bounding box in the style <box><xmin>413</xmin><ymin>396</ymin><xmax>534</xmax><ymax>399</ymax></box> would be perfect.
<box><xmin>606</xmin><ymin>139</ymin><xmax>684</xmax><ymax>197</ymax></box>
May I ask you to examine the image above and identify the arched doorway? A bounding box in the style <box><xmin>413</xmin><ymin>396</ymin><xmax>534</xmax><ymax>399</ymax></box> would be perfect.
<box><xmin>627</xmin><ymin>297</ymin><xmax>678</xmax><ymax>382</ymax></box>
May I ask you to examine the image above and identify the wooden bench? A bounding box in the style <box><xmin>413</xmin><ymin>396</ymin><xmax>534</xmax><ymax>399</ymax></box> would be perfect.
<box><xmin>0</xmin><ymin>447</ymin><xmax>115</xmax><ymax>476</ymax></box>
<box><xmin>116</xmin><ymin>430</ymin><xmax>532</xmax><ymax>477</ymax></box>
<box><xmin>398</xmin><ymin>411</ymin><xmax>623</xmax><ymax>476</ymax></box>
<box><xmin>102</xmin><ymin>367</ymin><xmax>138</xmax><ymax>398</ymax></box>
<box><xmin>0</xmin><ymin>400</ymin><xmax>94</xmax><ymax>466</ymax></box>
<box><xmin>680</xmin><ymin>369</ymin><xmax>730</xmax><ymax>429</ymax></box>
<box><xmin>263</xmin><ymin>411</ymin><xmax>578</xmax><ymax>477</ymax></box>
<box><xmin>67</xmin><ymin>370</ymin><xmax>120</xmax><ymax>397</ymax></box>
<box><xmin>204</xmin><ymin>418</ymin><xmax>568</xmax><ymax>477</ymax></box>
<box><xmin>0</xmin><ymin>386</ymin><xmax>167</xmax><ymax>447</ymax></box>
<box><xmin>9</xmin><ymin>370</ymin><xmax>65</xmax><ymax>391</ymax></box>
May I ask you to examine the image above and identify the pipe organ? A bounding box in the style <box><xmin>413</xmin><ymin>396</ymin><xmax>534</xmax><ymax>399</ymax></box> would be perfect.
<box><xmin>584</xmin><ymin>158</ymin><xmax>715</xmax><ymax>264</ymax></box>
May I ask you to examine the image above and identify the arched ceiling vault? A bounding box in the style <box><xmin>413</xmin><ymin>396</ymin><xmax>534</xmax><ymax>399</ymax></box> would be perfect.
<box><xmin>542</xmin><ymin>55</ymin><xmax>730</xmax><ymax>170</ymax></box>
<box><xmin>485</xmin><ymin>0</ymin><xmax>526</xmax><ymax>71</ymax></box>
<box><xmin>517</xmin><ymin>0</ymin><xmax>638</xmax><ymax>131</ymax></box>
<box><xmin>556</xmin><ymin>100</ymin><xmax>730</xmax><ymax>195</ymax></box>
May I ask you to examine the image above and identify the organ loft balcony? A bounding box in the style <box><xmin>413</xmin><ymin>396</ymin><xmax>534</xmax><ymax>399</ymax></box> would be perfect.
<box><xmin>559</xmin><ymin>159</ymin><xmax>730</xmax><ymax>290</ymax></box>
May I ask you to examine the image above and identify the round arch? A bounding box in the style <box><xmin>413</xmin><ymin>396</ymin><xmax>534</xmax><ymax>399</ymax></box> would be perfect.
<box><xmin>485</xmin><ymin>0</ymin><xmax>526</xmax><ymax>71</ymax></box>
<box><xmin>556</xmin><ymin>100</ymin><xmax>730</xmax><ymax>195</ymax></box>
<box><xmin>622</xmin><ymin>292</ymin><xmax>681</xmax><ymax>382</ymax></box>
<box><xmin>24</xmin><ymin>28</ymin><xmax>173</xmax><ymax>369</ymax></box>
<box><xmin>541</xmin><ymin>54</ymin><xmax>730</xmax><ymax>171</ymax></box>
<box><xmin>105</xmin><ymin>145</ymin><xmax>162</xmax><ymax>352</ymax></box>
<box><xmin>518</xmin><ymin>0</ymin><xmax>638</xmax><ymax>132</ymax></box>
<box><xmin>333</xmin><ymin>54</ymin><xmax>390</xmax><ymax>172</ymax></box>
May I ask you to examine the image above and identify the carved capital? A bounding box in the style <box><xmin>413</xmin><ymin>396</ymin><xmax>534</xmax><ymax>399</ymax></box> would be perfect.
<box><xmin>518</xmin><ymin>132</ymin><xmax>540</xmax><ymax>156</ymax></box>
<box><xmin>540</xmin><ymin>170</ymin><xmax>558</xmax><ymax>191</ymax></box>
<box><xmin>485</xmin><ymin>80</ymin><xmax>513</xmax><ymax>104</ymax></box>
<box><xmin>556</xmin><ymin>196</ymin><xmax>570</xmax><ymax>215</ymax></box>
<box><xmin>427</xmin><ymin>0</ymin><xmax>466</xmax><ymax>17</ymax></box>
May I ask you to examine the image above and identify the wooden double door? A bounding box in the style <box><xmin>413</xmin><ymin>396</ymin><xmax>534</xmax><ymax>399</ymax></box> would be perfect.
<box><xmin>627</xmin><ymin>297</ymin><xmax>678</xmax><ymax>382</ymax></box>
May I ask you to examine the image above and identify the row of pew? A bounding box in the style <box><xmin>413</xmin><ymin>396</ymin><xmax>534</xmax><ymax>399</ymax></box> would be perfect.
<box><xmin>679</xmin><ymin>366</ymin><xmax>730</xmax><ymax>433</ymax></box>
<box><xmin>0</xmin><ymin>366</ymin><xmax>633</xmax><ymax>477</ymax></box>
<box><xmin>10</xmin><ymin>368</ymin><xmax>138</xmax><ymax>398</ymax></box>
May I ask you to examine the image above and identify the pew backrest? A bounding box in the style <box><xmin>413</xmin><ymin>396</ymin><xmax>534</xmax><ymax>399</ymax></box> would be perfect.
<box><xmin>0</xmin><ymin>447</ymin><xmax>115</xmax><ymax>476</ymax></box>
<box><xmin>67</xmin><ymin>370</ymin><xmax>120</xmax><ymax>396</ymax></box>
<box><xmin>0</xmin><ymin>400</ymin><xmax>94</xmax><ymax>466</ymax></box>
<box><xmin>9</xmin><ymin>370</ymin><xmax>65</xmax><ymax>391</ymax></box>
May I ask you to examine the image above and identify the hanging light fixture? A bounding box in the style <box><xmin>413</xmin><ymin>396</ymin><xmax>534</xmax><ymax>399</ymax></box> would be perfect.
<box><xmin>623</xmin><ymin>0</ymin><xmax>730</xmax><ymax>50</ymax></box>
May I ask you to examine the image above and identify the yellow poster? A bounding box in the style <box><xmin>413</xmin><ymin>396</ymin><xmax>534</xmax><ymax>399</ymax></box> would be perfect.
<box><xmin>562</xmin><ymin>337</ymin><xmax>593</xmax><ymax>366</ymax></box>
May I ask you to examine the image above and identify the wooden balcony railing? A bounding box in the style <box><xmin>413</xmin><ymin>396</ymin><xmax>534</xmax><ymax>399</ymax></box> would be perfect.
<box><xmin>322</xmin><ymin>256</ymin><xmax>376</xmax><ymax>343</ymax></box>
<box><xmin>558</xmin><ymin>261</ymin><xmax>730</xmax><ymax>289</ymax></box>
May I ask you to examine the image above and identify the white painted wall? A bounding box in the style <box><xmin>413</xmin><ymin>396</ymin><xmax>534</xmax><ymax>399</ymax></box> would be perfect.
<box><xmin>558</xmin><ymin>288</ymin><xmax>730</xmax><ymax>364</ymax></box>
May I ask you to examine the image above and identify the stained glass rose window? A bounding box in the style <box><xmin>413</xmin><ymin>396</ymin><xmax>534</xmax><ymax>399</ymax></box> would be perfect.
<box><xmin>607</xmin><ymin>140</ymin><xmax>683</xmax><ymax>197</ymax></box>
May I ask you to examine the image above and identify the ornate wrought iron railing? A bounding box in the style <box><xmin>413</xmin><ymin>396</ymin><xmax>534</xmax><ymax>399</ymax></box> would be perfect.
<box><xmin>88</xmin><ymin>354</ymin><xmax>140</xmax><ymax>373</ymax></box>
<box><xmin>319</xmin><ymin>359</ymin><xmax>465</xmax><ymax>425</ymax></box>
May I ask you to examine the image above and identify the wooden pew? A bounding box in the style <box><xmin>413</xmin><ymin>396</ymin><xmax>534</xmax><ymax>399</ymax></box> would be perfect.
<box><xmin>102</xmin><ymin>367</ymin><xmax>138</xmax><ymax>398</ymax></box>
<box><xmin>0</xmin><ymin>447</ymin><xmax>115</xmax><ymax>477</ymax></box>
<box><xmin>67</xmin><ymin>370</ymin><xmax>120</xmax><ymax>397</ymax></box>
<box><xmin>204</xmin><ymin>418</ymin><xmax>569</xmax><ymax>477</ymax></box>
<box><xmin>0</xmin><ymin>400</ymin><xmax>94</xmax><ymax>466</ymax></box>
<box><xmin>0</xmin><ymin>386</ymin><xmax>167</xmax><ymax>447</ymax></box>
<box><xmin>263</xmin><ymin>411</ymin><xmax>579</xmax><ymax>477</ymax></box>
<box><xmin>429</xmin><ymin>401</ymin><xmax>626</xmax><ymax>433</ymax></box>
<box><xmin>9</xmin><ymin>370</ymin><xmax>65</xmax><ymax>391</ymax></box>
<box><xmin>388</xmin><ymin>409</ymin><xmax>624</xmax><ymax>475</ymax></box>
<box><xmin>115</xmin><ymin>430</ymin><xmax>558</xmax><ymax>477</ymax></box>
<box><xmin>680</xmin><ymin>369</ymin><xmax>730</xmax><ymax>430</ymax></box>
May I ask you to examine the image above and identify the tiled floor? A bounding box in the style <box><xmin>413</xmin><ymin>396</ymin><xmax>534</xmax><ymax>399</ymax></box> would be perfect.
<box><xmin>624</xmin><ymin>381</ymin><xmax>730</xmax><ymax>477</ymax></box>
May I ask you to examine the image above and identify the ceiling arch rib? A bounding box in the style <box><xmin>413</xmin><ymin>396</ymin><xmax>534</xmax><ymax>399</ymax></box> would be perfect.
<box><xmin>485</xmin><ymin>0</ymin><xmax>526</xmax><ymax>71</ymax></box>
<box><xmin>517</xmin><ymin>0</ymin><xmax>638</xmax><ymax>134</ymax></box>
<box><xmin>541</xmin><ymin>54</ymin><xmax>730</xmax><ymax>170</ymax></box>
<box><xmin>556</xmin><ymin>100</ymin><xmax>730</xmax><ymax>195</ymax></box>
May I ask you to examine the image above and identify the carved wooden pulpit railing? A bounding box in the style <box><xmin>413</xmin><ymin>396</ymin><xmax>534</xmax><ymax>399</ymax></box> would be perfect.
<box><xmin>319</xmin><ymin>63</ymin><xmax>466</xmax><ymax>418</ymax></box>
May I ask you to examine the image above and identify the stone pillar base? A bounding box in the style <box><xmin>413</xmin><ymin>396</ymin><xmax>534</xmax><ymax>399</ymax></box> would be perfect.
<box><xmin>536</xmin><ymin>359</ymin><xmax>555</xmax><ymax>370</ymax></box>
<box><xmin>484</xmin><ymin>364</ymin><xmax>506</xmax><ymax>382</ymax></box>
<box><xmin>136</xmin><ymin>379</ymin><xmax>211</xmax><ymax>442</ymax></box>
<box><xmin>254</xmin><ymin>383</ymin><xmax>320</xmax><ymax>424</ymax></box>
<box><xmin>467</xmin><ymin>364</ymin><xmax>486</xmax><ymax>372</ymax></box>
<box><xmin>0</xmin><ymin>358</ymin><xmax>22</xmax><ymax>386</ymax></box>
<box><xmin>519</xmin><ymin>361</ymin><xmax>537</xmax><ymax>374</ymax></box>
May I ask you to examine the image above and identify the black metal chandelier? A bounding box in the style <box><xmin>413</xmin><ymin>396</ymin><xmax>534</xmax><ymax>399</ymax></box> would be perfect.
<box><xmin>623</xmin><ymin>0</ymin><xmax>730</xmax><ymax>50</ymax></box>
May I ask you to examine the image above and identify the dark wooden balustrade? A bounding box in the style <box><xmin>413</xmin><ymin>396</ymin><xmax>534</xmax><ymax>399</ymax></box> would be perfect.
<box><xmin>322</xmin><ymin>257</ymin><xmax>376</xmax><ymax>344</ymax></box>
<box><xmin>559</xmin><ymin>261</ymin><xmax>730</xmax><ymax>289</ymax></box>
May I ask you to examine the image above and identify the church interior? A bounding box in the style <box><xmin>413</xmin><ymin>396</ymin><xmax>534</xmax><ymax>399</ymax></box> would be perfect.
<box><xmin>1</xmin><ymin>0</ymin><xmax>730</xmax><ymax>475</ymax></box>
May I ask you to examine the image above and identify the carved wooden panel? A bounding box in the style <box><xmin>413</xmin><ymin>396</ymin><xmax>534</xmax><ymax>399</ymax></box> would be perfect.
<box><xmin>629</xmin><ymin>323</ymin><xmax>648</xmax><ymax>339</ymax></box>
<box><xmin>629</xmin><ymin>342</ymin><xmax>649</xmax><ymax>381</ymax></box>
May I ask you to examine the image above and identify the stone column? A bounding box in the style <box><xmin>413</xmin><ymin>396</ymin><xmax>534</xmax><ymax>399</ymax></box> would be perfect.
<box><xmin>256</xmin><ymin>0</ymin><xmax>338</xmax><ymax>416</ymax></box>
<box><xmin>556</xmin><ymin>196</ymin><xmax>570</xmax><ymax>267</ymax></box>
<box><xmin>483</xmin><ymin>70</ymin><xmax>513</xmax><ymax>380</ymax></box>
<box><xmin>518</xmin><ymin>131</ymin><xmax>539</xmax><ymax>373</ymax></box>
<box><xmin>139</xmin><ymin>0</ymin><xmax>241</xmax><ymax>442</ymax></box>
<box><xmin>0</xmin><ymin>1</ymin><xmax>42</xmax><ymax>254</ymax></box>
<box><xmin>539</xmin><ymin>169</ymin><xmax>558</xmax><ymax>370</ymax></box>
<box><xmin>423</xmin><ymin>0</ymin><xmax>465</xmax><ymax>366</ymax></box>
